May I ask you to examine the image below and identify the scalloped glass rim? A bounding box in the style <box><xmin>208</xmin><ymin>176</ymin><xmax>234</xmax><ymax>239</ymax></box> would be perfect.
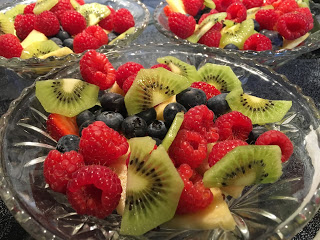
<box><xmin>0</xmin><ymin>0</ymin><xmax>150</xmax><ymax>71</ymax></box>
<box><xmin>0</xmin><ymin>42</ymin><xmax>320</xmax><ymax>240</ymax></box>
<box><xmin>153</xmin><ymin>0</ymin><xmax>320</xmax><ymax>66</ymax></box>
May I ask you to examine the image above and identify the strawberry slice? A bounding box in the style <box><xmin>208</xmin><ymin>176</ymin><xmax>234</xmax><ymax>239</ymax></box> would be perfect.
<box><xmin>46</xmin><ymin>113</ymin><xmax>79</xmax><ymax>141</ymax></box>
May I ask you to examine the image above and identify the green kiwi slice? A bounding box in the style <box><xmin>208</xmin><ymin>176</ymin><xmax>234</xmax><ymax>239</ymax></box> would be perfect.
<box><xmin>77</xmin><ymin>3</ymin><xmax>110</xmax><ymax>26</ymax></box>
<box><xmin>226</xmin><ymin>88</ymin><xmax>292</xmax><ymax>124</ymax></box>
<box><xmin>124</xmin><ymin>68</ymin><xmax>191</xmax><ymax>116</ymax></box>
<box><xmin>219</xmin><ymin>19</ymin><xmax>255</xmax><ymax>49</ymax></box>
<box><xmin>35</xmin><ymin>78</ymin><xmax>100</xmax><ymax>117</ymax></box>
<box><xmin>108</xmin><ymin>27</ymin><xmax>135</xmax><ymax>45</ymax></box>
<box><xmin>157</xmin><ymin>56</ymin><xmax>201</xmax><ymax>83</ymax></box>
<box><xmin>161</xmin><ymin>112</ymin><xmax>184</xmax><ymax>151</ymax></box>
<box><xmin>5</xmin><ymin>4</ymin><xmax>26</xmax><ymax>21</ymax></box>
<box><xmin>0</xmin><ymin>13</ymin><xmax>14</xmax><ymax>35</ymax></box>
<box><xmin>20</xmin><ymin>40</ymin><xmax>60</xmax><ymax>59</ymax></box>
<box><xmin>203</xmin><ymin>145</ymin><xmax>283</xmax><ymax>188</ymax></box>
<box><xmin>70</xmin><ymin>0</ymin><xmax>81</xmax><ymax>10</ymax></box>
<box><xmin>33</xmin><ymin>0</ymin><xmax>59</xmax><ymax>15</ymax></box>
<box><xmin>187</xmin><ymin>12</ymin><xmax>227</xmax><ymax>43</ymax></box>
<box><xmin>120</xmin><ymin>137</ymin><xmax>184</xmax><ymax>236</ymax></box>
<box><xmin>198</xmin><ymin>63</ymin><xmax>242</xmax><ymax>92</ymax></box>
<box><xmin>204</xmin><ymin>0</ymin><xmax>216</xmax><ymax>9</ymax></box>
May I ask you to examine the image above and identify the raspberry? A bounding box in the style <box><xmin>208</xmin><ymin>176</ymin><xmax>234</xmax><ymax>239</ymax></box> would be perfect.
<box><xmin>150</xmin><ymin>63</ymin><xmax>171</xmax><ymax>71</ymax></box>
<box><xmin>276</xmin><ymin>12</ymin><xmax>309</xmax><ymax>40</ymax></box>
<box><xmin>34</xmin><ymin>11</ymin><xmax>60</xmax><ymax>37</ymax></box>
<box><xmin>198</xmin><ymin>9</ymin><xmax>219</xmax><ymax>24</ymax></box>
<box><xmin>80</xmin><ymin>50</ymin><xmax>116</xmax><ymax>90</ymax></box>
<box><xmin>182</xmin><ymin>0</ymin><xmax>204</xmax><ymax>16</ymax></box>
<box><xmin>274</xmin><ymin>0</ymin><xmax>299</xmax><ymax>14</ymax></box>
<box><xmin>255</xmin><ymin>130</ymin><xmax>293</xmax><ymax>162</ymax></box>
<box><xmin>50</xmin><ymin>0</ymin><xmax>73</xmax><ymax>20</ymax></box>
<box><xmin>79</xmin><ymin>121</ymin><xmax>129</xmax><ymax>165</ymax></box>
<box><xmin>208</xmin><ymin>140</ymin><xmax>248</xmax><ymax>167</ymax></box>
<box><xmin>190</xmin><ymin>82</ymin><xmax>221</xmax><ymax>99</ymax></box>
<box><xmin>243</xmin><ymin>33</ymin><xmax>272</xmax><ymax>51</ymax></box>
<box><xmin>163</xmin><ymin>5</ymin><xmax>174</xmax><ymax>17</ymax></box>
<box><xmin>113</xmin><ymin>8</ymin><xmax>135</xmax><ymax>34</ymax></box>
<box><xmin>67</xmin><ymin>165</ymin><xmax>122</xmax><ymax>219</ymax></box>
<box><xmin>168</xmin><ymin>12</ymin><xmax>196</xmax><ymax>39</ymax></box>
<box><xmin>198</xmin><ymin>28</ymin><xmax>222</xmax><ymax>47</ymax></box>
<box><xmin>75</xmin><ymin>0</ymin><xmax>85</xmax><ymax>4</ymax></box>
<box><xmin>169</xmin><ymin>129</ymin><xmax>207</xmax><ymax>169</ymax></box>
<box><xmin>294</xmin><ymin>7</ymin><xmax>314</xmax><ymax>31</ymax></box>
<box><xmin>213</xmin><ymin>0</ymin><xmax>239</xmax><ymax>12</ymax></box>
<box><xmin>98</xmin><ymin>6</ymin><xmax>115</xmax><ymax>32</ymax></box>
<box><xmin>85</xmin><ymin>25</ymin><xmax>108</xmax><ymax>45</ymax></box>
<box><xmin>43</xmin><ymin>150</ymin><xmax>85</xmax><ymax>194</ymax></box>
<box><xmin>14</xmin><ymin>14</ymin><xmax>36</xmax><ymax>40</ymax></box>
<box><xmin>122</xmin><ymin>73</ymin><xmax>136</xmax><ymax>93</ymax></box>
<box><xmin>176</xmin><ymin>164</ymin><xmax>213</xmax><ymax>214</ymax></box>
<box><xmin>242</xmin><ymin>0</ymin><xmax>263</xmax><ymax>9</ymax></box>
<box><xmin>226</xmin><ymin>2</ymin><xmax>247</xmax><ymax>23</ymax></box>
<box><xmin>215</xmin><ymin>111</ymin><xmax>252</xmax><ymax>141</ymax></box>
<box><xmin>24</xmin><ymin>3</ymin><xmax>36</xmax><ymax>14</ymax></box>
<box><xmin>255</xmin><ymin>9</ymin><xmax>279</xmax><ymax>30</ymax></box>
<box><xmin>181</xmin><ymin>105</ymin><xmax>219</xmax><ymax>143</ymax></box>
<box><xmin>0</xmin><ymin>34</ymin><xmax>23</xmax><ymax>59</ymax></box>
<box><xmin>115</xmin><ymin>62</ymin><xmax>144</xmax><ymax>88</ymax></box>
<box><xmin>60</xmin><ymin>10</ymin><xmax>87</xmax><ymax>36</ymax></box>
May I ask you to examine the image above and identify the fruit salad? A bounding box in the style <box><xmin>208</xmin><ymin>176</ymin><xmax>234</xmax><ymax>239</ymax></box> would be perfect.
<box><xmin>160</xmin><ymin>0</ymin><xmax>314</xmax><ymax>51</ymax></box>
<box><xmin>0</xmin><ymin>0</ymin><xmax>136</xmax><ymax>59</ymax></box>
<box><xmin>35</xmin><ymin>50</ymin><xmax>294</xmax><ymax>236</ymax></box>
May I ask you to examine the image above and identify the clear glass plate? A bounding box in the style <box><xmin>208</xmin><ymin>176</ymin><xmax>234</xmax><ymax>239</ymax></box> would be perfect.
<box><xmin>153</xmin><ymin>1</ymin><xmax>320</xmax><ymax>67</ymax></box>
<box><xmin>0</xmin><ymin>43</ymin><xmax>319</xmax><ymax>240</ymax></box>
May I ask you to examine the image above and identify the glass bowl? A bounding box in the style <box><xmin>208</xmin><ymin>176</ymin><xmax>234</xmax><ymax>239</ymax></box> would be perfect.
<box><xmin>0</xmin><ymin>43</ymin><xmax>320</xmax><ymax>240</ymax></box>
<box><xmin>0</xmin><ymin>0</ymin><xmax>149</xmax><ymax>78</ymax></box>
<box><xmin>153</xmin><ymin>0</ymin><xmax>320</xmax><ymax>66</ymax></box>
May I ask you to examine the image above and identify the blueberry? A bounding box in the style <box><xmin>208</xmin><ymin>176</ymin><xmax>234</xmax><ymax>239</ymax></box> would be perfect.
<box><xmin>79</xmin><ymin>119</ymin><xmax>95</xmax><ymax>136</ymax></box>
<box><xmin>96</xmin><ymin>111</ymin><xmax>124</xmax><ymax>131</ymax></box>
<box><xmin>100</xmin><ymin>92</ymin><xmax>127</xmax><ymax>116</ymax></box>
<box><xmin>247</xmin><ymin>126</ymin><xmax>268</xmax><ymax>144</ymax></box>
<box><xmin>224</xmin><ymin>44</ymin><xmax>239</xmax><ymax>50</ymax></box>
<box><xmin>121</xmin><ymin>115</ymin><xmax>147</xmax><ymax>139</ymax></box>
<box><xmin>207</xmin><ymin>93</ymin><xmax>230</xmax><ymax>116</ymax></box>
<box><xmin>50</xmin><ymin>37</ymin><xmax>63</xmax><ymax>46</ymax></box>
<box><xmin>88</xmin><ymin>105</ymin><xmax>103</xmax><ymax>114</ymax></box>
<box><xmin>76</xmin><ymin>110</ymin><xmax>95</xmax><ymax>127</ymax></box>
<box><xmin>56</xmin><ymin>135</ymin><xmax>80</xmax><ymax>153</ymax></box>
<box><xmin>56</xmin><ymin>30</ymin><xmax>70</xmax><ymax>41</ymax></box>
<box><xmin>259</xmin><ymin>29</ymin><xmax>283</xmax><ymax>47</ymax></box>
<box><xmin>63</xmin><ymin>38</ymin><xmax>74</xmax><ymax>50</ymax></box>
<box><xmin>176</xmin><ymin>87</ymin><xmax>207</xmax><ymax>110</ymax></box>
<box><xmin>147</xmin><ymin>120</ymin><xmax>167</xmax><ymax>140</ymax></box>
<box><xmin>136</xmin><ymin>108</ymin><xmax>157</xmax><ymax>125</ymax></box>
<box><xmin>163</xmin><ymin>102</ymin><xmax>187</xmax><ymax>126</ymax></box>
<box><xmin>253</xmin><ymin>19</ymin><xmax>260</xmax><ymax>32</ymax></box>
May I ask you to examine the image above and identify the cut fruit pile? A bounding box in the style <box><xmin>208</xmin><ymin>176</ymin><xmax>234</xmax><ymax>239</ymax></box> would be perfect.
<box><xmin>0</xmin><ymin>0</ymin><xmax>136</xmax><ymax>59</ymax></box>
<box><xmin>36</xmin><ymin>50</ymin><xmax>294</xmax><ymax>236</ymax></box>
<box><xmin>163</xmin><ymin>0</ymin><xmax>314</xmax><ymax>51</ymax></box>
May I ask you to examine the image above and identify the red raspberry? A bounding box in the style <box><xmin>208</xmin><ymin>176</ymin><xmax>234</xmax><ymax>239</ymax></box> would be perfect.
<box><xmin>67</xmin><ymin>165</ymin><xmax>122</xmax><ymax>219</ymax></box>
<box><xmin>163</xmin><ymin>5</ymin><xmax>174</xmax><ymax>17</ymax></box>
<box><xmin>150</xmin><ymin>63</ymin><xmax>171</xmax><ymax>71</ymax></box>
<box><xmin>198</xmin><ymin>9</ymin><xmax>219</xmax><ymax>24</ymax></box>
<box><xmin>208</xmin><ymin>140</ymin><xmax>248</xmax><ymax>167</ymax></box>
<box><xmin>85</xmin><ymin>25</ymin><xmax>109</xmax><ymax>45</ymax></box>
<box><xmin>182</xmin><ymin>0</ymin><xmax>204</xmax><ymax>16</ymax></box>
<box><xmin>98</xmin><ymin>6</ymin><xmax>115</xmax><ymax>32</ymax></box>
<box><xmin>294</xmin><ymin>7</ymin><xmax>314</xmax><ymax>31</ymax></box>
<box><xmin>243</xmin><ymin>33</ymin><xmax>272</xmax><ymax>51</ymax></box>
<box><xmin>75</xmin><ymin>0</ymin><xmax>85</xmax><ymax>4</ymax></box>
<box><xmin>0</xmin><ymin>34</ymin><xmax>23</xmax><ymax>59</ymax></box>
<box><xmin>276</xmin><ymin>12</ymin><xmax>309</xmax><ymax>40</ymax></box>
<box><xmin>34</xmin><ymin>11</ymin><xmax>60</xmax><ymax>37</ymax></box>
<box><xmin>50</xmin><ymin>0</ymin><xmax>73</xmax><ymax>20</ymax></box>
<box><xmin>181</xmin><ymin>105</ymin><xmax>219</xmax><ymax>143</ymax></box>
<box><xmin>80</xmin><ymin>50</ymin><xmax>116</xmax><ymax>90</ymax></box>
<box><xmin>115</xmin><ymin>62</ymin><xmax>144</xmax><ymax>89</ymax></box>
<box><xmin>242</xmin><ymin>0</ymin><xmax>263</xmax><ymax>9</ymax></box>
<box><xmin>226</xmin><ymin>2</ymin><xmax>247</xmax><ymax>23</ymax></box>
<box><xmin>215</xmin><ymin>111</ymin><xmax>252</xmax><ymax>141</ymax></box>
<box><xmin>60</xmin><ymin>10</ymin><xmax>87</xmax><ymax>36</ymax></box>
<box><xmin>122</xmin><ymin>73</ymin><xmax>136</xmax><ymax>93</ymax></box>
<box><xmin>168</xmin><ymin>12</ymin><xmax>196</xmax><ymax>39</ymax></box>
<box><xmin>213</xmin><ymin>0</ymin><xmax>240</xmax><ymax>12</ymax></box>
<box><xmin>79</xmin><ymin>121</ymin><xmax>129</xmax><ymax>165</ymax></box>
<box><xmin>274</xmin><ymin>0</ymin><xmax>299</xmax><ymax>14</ymax></box>
<box><xmin>24</xmin><ymin>3</ymin><xmax>36</xmax><ymax>14</ymax></box>
<box><xmin>198</xmin><ymin>28</ymin><xmax>222</xmax><ymax>47</ymax></box>
<box><xmin>191</xmin><ymin>82</ymin><xmax>221</xmax><ymax>99</ymax></box>
<box><xmin>176</xmin><ymin>164</ymin><xmax>213</xmax><ymax>214</ymax></box>
<box><xmin>44</xmin><ymin>150</ymin><xmax>85</xmax><ymax>194</ymax></box>
<box><xmin>14</xmin><ymin>14</ymin><xmax>36</xmax><ymax>40</ymax></box>
<box><xmin>169</xmin><ymin>129</ymin><xmax>207</xmax><ymax>169</ymax></box>
<box><xmin>113</xmin><ymin>8</ymin><xmax>135</xmax><ymax>34</ymax></box>
<box><xmin>255</xmin><ymin>9</ymin><xmax>279</xmax><ymax>30</ymax></box>
<box><xmin>255</xmin><ymin>130</ymin><xmax>293</xmax><ymax>162</ymax></box>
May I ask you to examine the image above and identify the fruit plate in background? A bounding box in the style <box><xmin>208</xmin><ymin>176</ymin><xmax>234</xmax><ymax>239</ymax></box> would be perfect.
<box><xmin>153</xmin><ymin>0</ymin><xmax>320</xmax><ymax>67</ymax></box>
<box><xmin>0</xmin><ymin>42</ymin><xmax>320</xmax><ymax>240</ymax></box>
<box><xmin>0</xmin><ymin>0</ymin><xmax>149</xmax><ymax>78</ymax></box>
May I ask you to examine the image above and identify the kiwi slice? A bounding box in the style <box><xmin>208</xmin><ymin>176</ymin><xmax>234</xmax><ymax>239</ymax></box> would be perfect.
<box><xmin>198</xmin><ymin>63</ymin><xmax>242</xmax><ymax>92</ymax></box>
<box><xmin>108</xmin><ymin>27</ymin><xmax>135</xmax><ymax>45</ymax></box>
<box><xmin>78</xmin><ymin>3</ymin><xmax>110</xmax><ymax>26</ymax></box>
<box><xmin>226</xmin><ymin>88</ymin><xmax>292</xmax><ymax>124</ymax></box>
<box><xmin>204</xmin><ymin>0</ymin><xmax>216</xmax><ymax>9</ymax></box>
<box><xmin>0</xmin><ymin>13</ymin><xmax>14</xmax><ymax>35</ymax></box>
<box><xmin>39</xmin><ymin>47</ymin><xmax>73</xmax><ymax>59</ymax></box>
<box><xmin>187</xmin><ymin>12</ymin><xmax>227</xmax><ymax>43</ymax></box>
<box><xmin>33</xmin><ymin>0</ymin><xmax>59</xmax><ymax>15</ymax></box>
<box><xmin>203</xmin><ymin>145</ymin><xmax>283</xmax><ymax>188</ymax></box>
<box><xmin>124</xmin><ymin>68</ymin><xmax>191</xmax><ymax>116</ymax></box>
<box><xmin>20</xmin><ymin>40</ymin><xmax>60</xmax><ymax>59</ymax></box>
<box><xmin>35</xmin><ymin>78</ymin><xmax>100</xmax><ymax>117</ymax></box>
<box><xmin>157</xmin><ymin>56</ymin><xmax>201</xmax><ymax>83</ymax></box>
<box><xmin>5</xmin><ymin>4</ymin><xmax>26</xmax><ymax>21</ymax></box>
<box><xmin>120</xmin><ymin>137</ymin><xmax>184</xmax><ymax>236</ymax></box>
<box><xmin>219</xmin><ymin>19</ymin><xmax>255</xmax><ymax>49</ymax></box>
<box><xmin>70</xmin><ymin>0</ymin><xmax>81</xmax><ymax>10</ymax></box>
<box><xmin>161</xmin><ymin>112</ymin><xmax>184</xmax><ymax>151</ymax></box>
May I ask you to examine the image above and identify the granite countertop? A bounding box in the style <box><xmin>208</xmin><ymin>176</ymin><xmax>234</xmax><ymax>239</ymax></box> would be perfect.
<box><xmin>0</xmin><ymin>0</ymin><xmax>319</xmax><ymax>239</ymax></box>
